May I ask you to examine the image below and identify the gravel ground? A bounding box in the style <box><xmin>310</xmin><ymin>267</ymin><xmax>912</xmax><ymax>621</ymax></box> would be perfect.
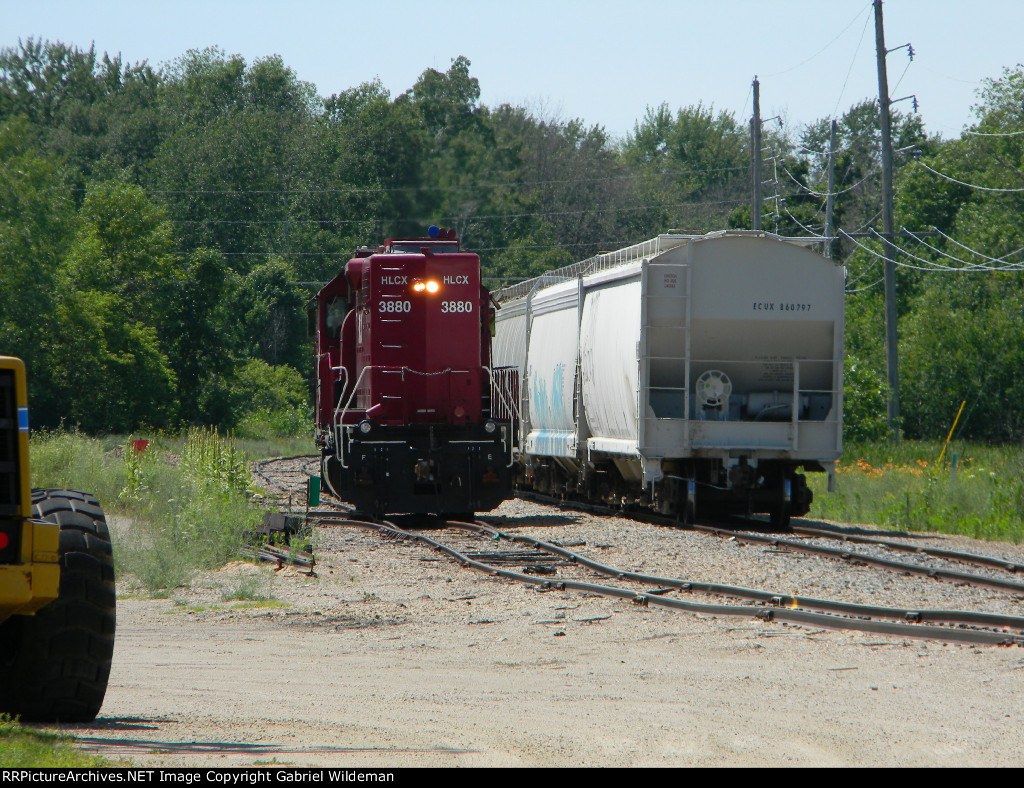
<box><xmin>71</xmin><ymin>495</ymin><xmax>1024</xmax><ymax>768</ymax></box>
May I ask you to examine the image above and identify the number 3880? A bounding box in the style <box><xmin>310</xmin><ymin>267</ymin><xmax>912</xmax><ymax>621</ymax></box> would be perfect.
<box><xmin>441</xmin><ymin>300</ymin><xmax>474</xmax><ymax>314</ymax></box>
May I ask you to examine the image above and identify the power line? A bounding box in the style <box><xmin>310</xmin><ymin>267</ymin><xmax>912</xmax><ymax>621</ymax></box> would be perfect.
<box><xmin>79</xmin><ymin>164</ymin><xmax>749</xmax><ymax>198</ymax></box>
<box><xmin>782</xmin><ymin>207</ymin><xmax>825</xmax><ymax>238</ymax></box>
<box><xmin>890</xmin><ymin>57</ymin><xmax>913</xmax><ymax>95</ymax></box>
<box><xmin>917</xmin><ymin>63</ymin><xmax>982</xmax><ymax>86</ymax></box>
<box><xmin>845</xmin><ymin>275</ymin><xmax>884</xmax><ymax>294</ymax></box>
<box><xmin>917</xmin><ymin>160</ymin><xmax>1024</xmax><ymax>193</ymax></box>
<box><xmin>166</xmin><ymin>197</ymin><xmax>747</xmax><ymax>227</ymax></box>
<box><xmin>871</xmin><ymin>230</ymin><xmax>1020</xmax><ymax>271</ymax></box>
<box><xmin>739</xmin><ymin>81</ymin><xmax>753</xmax><ymax>127</ymax></box>
<box><xmin>781</xmin><ymin>162</ymin><xmax>874</xmax><ymax>198</ymax></box>
<box><xmin>931</xmin><ymin>226</ymin><xmax>1024</xmax><ymax>264</ymax></box>
<box><xmin>171</xmin><ymin>238</ymin><xmax>663</xmax><ymax>258</ymax></box>
<box><xmin>842</xmin><ymin>229</ymin><xmax>1024</xmax><ymax>273</ymax></box>
<box><xmin>964</xmin><ymin>128</ymin><xmax>1024</xmax><ymax>137</ymax></box>
<box><xmin>851</xmin><ymin>210</ymin><xmax>883</xmax><ymax>233</ymax></box>
<box><xmin>900</xmin><ymin>228</ymin><xmax>1024</xmax><ymax>270</ymax></box>
<box><xmin>763</xmin><ymin>2</ymin><xmax>873</xmax><ymax>78</ymax></box>
<box><xmin>833</xmin><ymin>8</ymin><xmax>873</xmax><ymax>119</ymax></box>
<box><xmin>844</xmin><ymin>257</ymin><xmax>881</xmax><ymax>287</ymax></box>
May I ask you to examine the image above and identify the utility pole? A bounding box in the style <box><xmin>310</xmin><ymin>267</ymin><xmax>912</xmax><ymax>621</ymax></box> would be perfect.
<box><xmin>874</xmin><ymin>0</ymin><xmax>900</xmax><ymax>443</ymax></box>
<box><xmin>824</xmin><ymin>119</ymin><xmax>837</xmax><ymax>259</ymax></box>
<box><xmin>750</xmin><ymin>76</ymin><xmax>762</xmax><ymax>231</ymax></box>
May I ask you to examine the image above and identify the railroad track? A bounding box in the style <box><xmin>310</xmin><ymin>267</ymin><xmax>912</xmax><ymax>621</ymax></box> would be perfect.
<box><xmin>252</xmin><ymin>455</ymin><xmax>320</xmax><ymax>506</ymax></box>
<box><xmin>252</xmin><ymin>457</ymin><xmax>1024</xmax><ymax>647</ymax></box>
<box><xmin>789</xmin><ymin>522</ymin><xmax>1024</xmax><ymax>575</ymax></box>
<box><xmin>305</xmin><ymin>512</ymin><xmax>1024</xmax><ymax>647</ymax></box>
<box><xmin>516</xmin><ymin>490</ymin><xmax>1024</xmax><ymax>596</ymax></box>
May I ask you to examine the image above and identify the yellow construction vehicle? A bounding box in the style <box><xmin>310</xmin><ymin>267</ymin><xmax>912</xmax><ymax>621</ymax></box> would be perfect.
<box><xmin>0</xmin><ymin>356</ymin><xmax>115</xmax><ymax>722</ymax></box>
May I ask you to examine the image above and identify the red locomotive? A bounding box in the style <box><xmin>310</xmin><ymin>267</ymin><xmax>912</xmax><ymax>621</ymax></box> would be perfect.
<box><xmin>310</xmin><ymin>227</ymin><xmax>512</xmax><ymax>517</ymax></box>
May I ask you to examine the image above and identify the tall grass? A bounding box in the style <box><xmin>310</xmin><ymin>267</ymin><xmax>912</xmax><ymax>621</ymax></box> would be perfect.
<box><xmin>30</xmin><ymin>428</ymin><xmax>269</xmax><ymax>593</ymax></box>
<box><xmin>809</xmin><ymin>441</ymin><xmax>1024</xmax><ymax>543</ymax></box>
<box><xmin>28</xmin><ymin>429</ymin><xmax>126</xmax><ymax>506</ymax></box>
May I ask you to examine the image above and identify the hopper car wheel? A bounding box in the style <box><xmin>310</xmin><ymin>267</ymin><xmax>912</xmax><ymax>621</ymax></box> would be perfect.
<box><xmin>0</xmin><ymin>489</ymin><xmax>115</xmax><ymax>722</ymax></box>
<box><xmin>770</xmin><ymin>501</ymin><xmax>792</xmax><ymax>531</ymax></box>
<box><xmin>674</xmin><ymin>499</ymin><xmax>695</xmax><ymax>527</ymax></box>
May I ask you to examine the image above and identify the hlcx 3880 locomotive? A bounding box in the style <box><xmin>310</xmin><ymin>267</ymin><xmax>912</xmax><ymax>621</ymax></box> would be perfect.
<box><xmin>311</xmin><ymin>227</ymin><xmax>512</xmax><ymax>517</ymax></box>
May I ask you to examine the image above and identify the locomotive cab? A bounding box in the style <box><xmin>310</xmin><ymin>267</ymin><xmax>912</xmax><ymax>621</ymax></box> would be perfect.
<box><xmin>313</xmin><ymin>227</ymin><xmax>512</xmax><ymax>517</ymax></box>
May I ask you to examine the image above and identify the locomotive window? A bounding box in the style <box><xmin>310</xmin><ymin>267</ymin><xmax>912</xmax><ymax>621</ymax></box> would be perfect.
<box><xmin>326</xmin><ymin>296</ymin><xmax>349</xmax><ymax>338</ymax></box>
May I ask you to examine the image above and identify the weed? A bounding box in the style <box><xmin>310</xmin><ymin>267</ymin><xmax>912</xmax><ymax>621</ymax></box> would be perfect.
<box><xmin>181</xmin><ymin>427</ymin><xmax>253</xmax><ymax>497</ymax></box>
<box><xmin>119</xmin><ymin>437</ymin><xmax>147</xmax><ymax>504</ymax></box>
<box><xmin>0</xmin><ymin>714</ymin><xmax>119</xmax><ymax>767</ymax></box>
<box><xmin>810</xmin><ymin>441</ymin><xmax>1024</xmax><ymax>542</ymax></box>
<box><xmin>30</xmin><ymin>430</ymin><xmax>265</xmax><ymax>595</ymax></box>
<box><xmin>220</xmin><ymin>573</ymin><xmax>274</xmax><ymax>603</ymax></box>
<box><xmin>28</xmin><ymin>428</ymin><xmax>124</xmax><ymax>507</ymax></box>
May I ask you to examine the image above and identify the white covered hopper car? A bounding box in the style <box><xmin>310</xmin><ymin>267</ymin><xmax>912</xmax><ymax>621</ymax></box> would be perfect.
<box><xmin>491</xmin><ymin>231</ymin><xmax>845</xmax><ymax>527</ymax></box>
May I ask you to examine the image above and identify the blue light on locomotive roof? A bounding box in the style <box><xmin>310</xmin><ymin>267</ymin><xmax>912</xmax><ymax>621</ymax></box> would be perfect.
<box><xmin>428</xmin><ymin>225</ymin><xmax>441</xmax><ymax>238</ymax></box>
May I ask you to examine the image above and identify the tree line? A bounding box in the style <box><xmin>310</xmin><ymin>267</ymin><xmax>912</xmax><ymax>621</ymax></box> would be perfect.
<box><xmin>1</xmin><ymin>39</ymin><xmax>1021</xmax><ymax>442</ymax></box>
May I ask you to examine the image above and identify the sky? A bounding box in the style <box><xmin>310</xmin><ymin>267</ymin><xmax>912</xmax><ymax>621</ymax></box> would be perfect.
<box><xmin>3</xmin><ymin>0</ymin><xmax>1022</xmax><ymax>141</ymax></box>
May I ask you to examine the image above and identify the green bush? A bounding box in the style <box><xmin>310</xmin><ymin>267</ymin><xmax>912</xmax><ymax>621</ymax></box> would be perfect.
<box><xmin>205</xmin><ymin>359</ymin><xmax>312</xmax><ymax>439</ymax></box>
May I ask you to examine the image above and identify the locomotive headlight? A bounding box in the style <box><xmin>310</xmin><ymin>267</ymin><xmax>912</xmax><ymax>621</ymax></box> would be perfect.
<box><xmin>425</xmin><ymin>280</ymin><xmax>440</xmax><ymax>293</ymax></box>
<box><xmin>358</xmin><ymin>420</ymin><xmax>373</xmax><ymax>435</ymax></box>
<box><xmin>484</xmin><ymin>420</ymin><xmax>497</xmax><ymax>434</ymax></box>
<box><xmin>413</xmin><ymin>282</ymin><xmax>426</xmax><ymax>292</ymax></box>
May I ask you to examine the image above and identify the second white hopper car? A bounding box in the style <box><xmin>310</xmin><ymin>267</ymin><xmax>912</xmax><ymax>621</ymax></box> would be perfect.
<box><xmin>491</xmin><ymin>230</ymin><xmax>845</xmax><ymax>527</ymax></box>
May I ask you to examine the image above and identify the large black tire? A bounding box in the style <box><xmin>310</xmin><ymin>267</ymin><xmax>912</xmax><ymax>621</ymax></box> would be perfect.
<box><xmin>0</xmin><ymin>489</ymin><xmax>115</xmax><ymax>722</ymax></box>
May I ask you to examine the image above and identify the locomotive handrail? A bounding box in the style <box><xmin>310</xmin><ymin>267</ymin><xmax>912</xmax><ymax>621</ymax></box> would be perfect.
<box><xmin>484</xmin><ymin>365</ymin><xmax>518</xmax><ymax>468</ymax></box>
<box><xmin>485</xmin><ymin>366</ymin><xmax>521</xmax><ymax>422</ymax></box>
<box><xmin>334</xmin><ymin>365</ymin><xmax>375</xmax><ymax>469</ymax></box>
<box><xmin>332</xmin><ymin>365</ymin><xmax>349</xmax><ymax>410</ymax></box>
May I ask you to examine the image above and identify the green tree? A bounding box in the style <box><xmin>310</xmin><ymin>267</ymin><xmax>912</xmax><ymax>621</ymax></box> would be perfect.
<box><xmin>166</xmin><ymin>248</ymin><xmax>238</xmax><ymax>424</ymax></box>
<box><xmin>41</xmin><ymin>181</ymin><xmax>181</xmax><ymax>430</ymax></box>
<box><xmin>0</xmin><ymin>118</ymin><xmax>74</xmax><ymax>399</ymax></box>
<box><xmin>234</xmin><ymin>258</ymin><xmax>307</xmax><ymax>370</ymax></box>
<box><xmin>0</xmin><ymin>38</ymin><xmax>162</xmax><ymax>183</ymax></box>
<box><xmin>46</xmin><ymin>289</ymin><xmax>178</xmax><ymax>432</ymax></box>
<box><xmin>322</xmin><ymin>79</ymin><xmax>424</xmax><ymax>248</ymax></box>
<box><xmin>623</xmin><ymin>103</ymin><xmax>748</xmax><ymax>235</ymax></box>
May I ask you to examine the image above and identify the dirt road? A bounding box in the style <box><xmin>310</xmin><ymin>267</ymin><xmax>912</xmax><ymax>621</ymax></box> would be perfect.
<box><xmin>73</xmin><ymin>501</ymin><xmax>1024</xmax><ymax>767</ymax></box>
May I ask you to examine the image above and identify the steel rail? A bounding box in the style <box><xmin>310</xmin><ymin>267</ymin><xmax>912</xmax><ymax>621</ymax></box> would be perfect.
<box><xmin>691</xmin><ymin>523</ymin><xmax>1024</xmax><ymax>596</ymax></box>
<box><xmin>253</xmin><ymin>543</ymin><xmax>316</xmax><ymax>570</ymax></box>
<box><xmin>309</xmin><ymin>514</ymin><xmax>1024</xmax><ymax>648</ymax></box>
<box><xmin>790</xmin><ymin>524</ymin><xmax>1024</xmax><ymax>575</ymax></box>
<box><xmin>252</xmin><ymin>455</ymin><xmax>320</xmax><ymax>493</ymax></box>
<box><xmin>455</xmin><ymin>519</ymin><xmax>1024</xmax><ymax>632</ymax></box>
<box><xmin>514</xmin><ymin>491</ymin><xmax>1024</xmax><ymax>596</ymax></box>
